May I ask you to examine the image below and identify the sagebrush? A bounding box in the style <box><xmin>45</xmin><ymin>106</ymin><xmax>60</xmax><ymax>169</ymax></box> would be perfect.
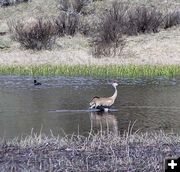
<box><xmin>11</xmin><ymin>18</ymin><xmax>56</xmax><ymax>50</ymax></box>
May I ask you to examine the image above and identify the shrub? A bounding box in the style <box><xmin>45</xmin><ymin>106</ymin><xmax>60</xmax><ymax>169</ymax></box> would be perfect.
<box><xmin>11</xmin><ymin>18</ymin><xmax>56</xmax><ymax>50</ymax></box>
<box><xmin>56</xmin><ymin>0</ymin><xmax>92</xmax><ymax>36</ymax></box>
<box><xmin>0</xmin><ymin>0</ymin><xmax>10</xmax><ymax>7</ymax></box>
<box><xmin>126</xmin><ymin>6</ymin><xmax>163</xmax><ymax>35</ymax></box>
<box><xmin>58</xmin><ymin>0</ymin><xmax>91</xmax><ymax>14</ymax></box>
<box><xmin>55</xmin><ymin>12</ymin><xmax>79</xmax><ymax>36</ymax></box>
<box><xmin>91</xmin><ymin>1</ymin><xmax>127</xmax><ymax>57</ymax></box>
<box><xmin>164</xmin><ymin>11</ymin><xmax>180</xmax><ymax>29</ymax></box>
<box><xmin>72</xmin><ymin>0</ymin><xmax>90</xmax><ymax>14</ymax></box>
<box><xmin>0</xmin><ymin>0</ymin><xmax>30</xmax><ymax>7</ymax></box>
<box><xmin>78</xmin><ymin>14</ymin><xmax>99</xmax><ymax>36</ymax></box>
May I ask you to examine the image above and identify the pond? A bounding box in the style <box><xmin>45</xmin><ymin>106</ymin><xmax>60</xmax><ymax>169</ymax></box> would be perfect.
<box><xmin>0</xmin><ymin>76</ymin><xmax>180</xmax><ymax>139</ymax></box>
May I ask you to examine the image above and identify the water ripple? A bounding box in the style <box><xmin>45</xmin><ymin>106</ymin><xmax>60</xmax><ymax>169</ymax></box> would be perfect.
<box><xmin>0</xmin><ymin>75</ymin><xmax>179</xmax><ymax>89</ymax></box>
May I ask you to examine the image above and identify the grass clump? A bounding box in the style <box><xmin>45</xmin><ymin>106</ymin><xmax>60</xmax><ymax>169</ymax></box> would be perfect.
<box><xmin>0</xmin><ymin>130</ymin><xmax>180</xmax><ymax>171</ymax></box>
<box><xmin>0</xmin><ymin>65</ymin><xmax>180</xmax><ymax>78</ymax></box>
<box><xmin>10</xmin><ymin>18</ymin><xmax>57</xmax><ymax>50</ymax></box>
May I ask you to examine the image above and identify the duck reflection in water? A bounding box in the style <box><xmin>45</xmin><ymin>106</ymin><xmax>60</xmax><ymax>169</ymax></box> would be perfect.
<box><xmin>90</xmin><ymin>111</ymin><xmax>118</xmax><ymax>134</ymax></box>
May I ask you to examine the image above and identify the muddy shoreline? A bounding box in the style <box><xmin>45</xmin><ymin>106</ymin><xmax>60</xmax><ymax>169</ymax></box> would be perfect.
<box><xmin>0</xmin><ymin>131</ymin><xmax>180</xmax><ymax>171</ymax></box>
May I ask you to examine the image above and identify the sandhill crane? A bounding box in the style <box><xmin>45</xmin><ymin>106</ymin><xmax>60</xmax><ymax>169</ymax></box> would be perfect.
<box><xmin>89</xmin><ymin>82</ymin><xmax>118</xmax><ymax>111</ymax></box>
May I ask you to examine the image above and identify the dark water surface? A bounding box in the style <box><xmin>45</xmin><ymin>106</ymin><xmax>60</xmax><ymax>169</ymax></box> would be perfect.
<box><xmin>0</xmin><ymin>76</ymin><xmax>180</xmax><ymax>139</ymax></box>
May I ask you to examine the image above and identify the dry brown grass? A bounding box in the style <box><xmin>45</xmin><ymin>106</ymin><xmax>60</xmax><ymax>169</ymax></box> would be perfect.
<box><xmin>0</xmin><ymin>0</ymin><xmax>179</xmax><ymax>65</ymax></box>
<box><xmin>0</xmin><ymin>129</ymin><xmax>180</xmax><ymax>171</ymax></box>
<box><xmin>0</xmin><ymin>27</ymin><xmax>179</xmax><ymax>66</ymax></box>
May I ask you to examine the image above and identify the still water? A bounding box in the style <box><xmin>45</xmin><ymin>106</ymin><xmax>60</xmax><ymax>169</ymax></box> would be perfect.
<box><xmin>0</xmin><ymin>76</ymin><xmax>180</xmax><ymax>139</ymax></box>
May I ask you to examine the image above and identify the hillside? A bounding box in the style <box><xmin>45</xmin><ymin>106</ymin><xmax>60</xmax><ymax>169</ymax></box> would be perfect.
<box><xmin>0</xmin><ymin>0</ymin><xmax>180</xmax><ymax>66</ymax></box>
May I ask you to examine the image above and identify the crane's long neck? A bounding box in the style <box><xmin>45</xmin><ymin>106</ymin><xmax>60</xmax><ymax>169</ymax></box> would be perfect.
<box><xmin>111</xmin><ymin>86</ymin><xmax>117</xmax><ymax>101</ymax></box>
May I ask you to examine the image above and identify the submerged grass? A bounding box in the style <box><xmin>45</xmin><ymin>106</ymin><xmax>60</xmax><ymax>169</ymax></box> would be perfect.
<box><xmin>0</xmin><ymin>129</ymin><xmax>180</xmax><ymax>171</ymax></box>
<box><xmin>0</xmin><ymin>65</ymin><xmax>180</xmax><ymax>78</ymax></box>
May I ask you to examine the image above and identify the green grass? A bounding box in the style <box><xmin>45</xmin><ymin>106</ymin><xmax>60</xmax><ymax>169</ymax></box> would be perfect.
<box><xmin>0</xmin><ymin>65</ymin><xmax>180</xmax><ymax>78</ymax></box>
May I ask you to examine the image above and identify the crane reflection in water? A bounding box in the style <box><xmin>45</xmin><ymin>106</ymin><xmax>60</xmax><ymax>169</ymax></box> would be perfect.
<box><xmin>89</xmin><ymin>111</ymin><xmax>118</xmax><ymax>134</ymax></box>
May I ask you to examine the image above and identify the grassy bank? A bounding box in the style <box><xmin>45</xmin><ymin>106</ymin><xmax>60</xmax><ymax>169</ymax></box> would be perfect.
<box><xmin>0</xmin><ymin>65</ymin><xmax>180</xmax><ymax>78</ymax></box>
<box><xmin>0</xmin><ymin>0</ymin><xmax>180</xmax><ymax>59</ymax></box>
<box><xmin>0</xmin><ymin>130</ymin><xmax>180</xmax><ymax>171</ymax></box>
